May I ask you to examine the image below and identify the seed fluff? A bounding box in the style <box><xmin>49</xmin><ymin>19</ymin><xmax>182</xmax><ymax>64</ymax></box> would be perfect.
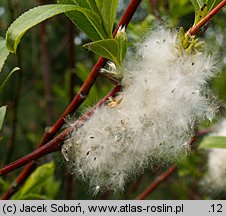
<box><xmin>63</xmin><ymin>27</ymin><xmax>219</xmax><ymax>192</ymax></box>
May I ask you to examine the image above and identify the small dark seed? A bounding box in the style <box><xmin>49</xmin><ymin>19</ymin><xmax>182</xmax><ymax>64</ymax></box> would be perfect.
<box><xmin>86</xmin><ymin>151</ymin><xmax>89</xmax><ymax>155</ymax></box>
<box><xmin>90</xmin><ymin>136</ymin><xmax>95</xmax><ymax>139</ymax></box>
<box><xmin>192</xmin><ymin>62</ymin><xmax>194</xmax><ymax>65</ymax></box>
<box><xmin>94</xmin><ymin>157</ymin><xmax>96</xmax><ymax>161</ymax></box>
<box><xmin>171</xmin><ymin>88</ymin><xmax>176</xmax><ymax>93</ymax></box>
<box><xmin>201</xmin><ymin>4</ymin><xmax>207</xmax><ymax>11</ymax></box>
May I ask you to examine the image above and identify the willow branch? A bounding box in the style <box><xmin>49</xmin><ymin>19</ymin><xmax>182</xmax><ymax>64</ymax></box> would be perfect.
<box><xmin>40</xmin><ymin>0</ymin><xmax>143</xmax><ymax>146</ymax></box>
<box><xmin>188</xmin><ymin>0</ymin><xmax>226</xmax><ymax>35</ymax></box>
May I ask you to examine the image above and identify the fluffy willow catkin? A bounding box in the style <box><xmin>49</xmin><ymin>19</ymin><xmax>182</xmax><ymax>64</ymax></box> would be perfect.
<box><xmin>62</xmin><ymin>27</ymin><xmax>219</xmax><ymax>192</ymax></box>
<box><xmin>201</xmin><ymin>119</ymin><xmax>226</xmax><ymax>194</ymax></box>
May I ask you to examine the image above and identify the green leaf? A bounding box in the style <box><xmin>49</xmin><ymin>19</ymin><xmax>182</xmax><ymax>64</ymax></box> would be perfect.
<box><xmin>6</xmin><ymin>4</ymin><xmax>82</xmax><ymax>53</ymax></box>
<box><xmin>0</xmin><ymin>37</ymin><xmax>9</xmax><ymax>73</ymax></box>
<box><xmin>0</xmin><ymin>67</ymin><xmax>20</xmax><ymax>95</ymax></box>
<box><xmin>199</xmin><ymin>136</ymin><xmax>226</xmax><ymax>149</ymax></box>
<box><xmin>12</xmin><ymin>162</ymin><xmax>55</xmax><ymax>199</ymax></box>
<box><xmin>43</xmin><ymin>176</ymin><xmax>61</xmax><ymax>199</ymax></box>
<box><xmin>58</xmin><ymin>0</ymin><xmax>108</xmax><ymax>41</ymax></box>
<box><xmin>84</xmin><ymin>39</ymin><xmax>119</xmax><ymax>64</ymax></box>
<box><xmin>96</xmin><ymin>0</ymin><xmax>118</xmax><ymax>38</ymax></box>
<box><xmin>0</xmin><ymin>106</ymin><xmax>7</xmax><ymax>131</ymax></box>
<box><xmin>86</xmin><ymin>0</ymin><xmax>100</xmax><ymax>14</ymax></box>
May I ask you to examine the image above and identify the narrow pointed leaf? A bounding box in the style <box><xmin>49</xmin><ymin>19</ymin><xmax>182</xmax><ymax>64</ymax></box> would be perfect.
<box><xmin>199</xmin><ymin>136</ymin><xmax>226</xmax><ymax>149</ymax></box>
<box><xmin>58</xmin><ymin>0</ymin><xmax>108</xmax><ymax>41</ymax></box>
<box><xmin>0</xmin><ymin>106</ymin><xmax>7</xmax><ymax>131</ymax></box>
<box><xmin>6</xmin><ymin>4</ymin><xmax>81</xmax><ymax>53</ymax></box>
<box><xmin>96</xmin><ymin>0</ymin><xmax>118</xmax><ymax>37</ymax></box>
<box><xmin>84</xmin><ymin>39</ymin><xmax>119</xmax><ymax>64</ymax></box>
<box><xmin>0</xmin><ymin>37</ymin><xmax>9</xmax><ymax>73</ymax></box>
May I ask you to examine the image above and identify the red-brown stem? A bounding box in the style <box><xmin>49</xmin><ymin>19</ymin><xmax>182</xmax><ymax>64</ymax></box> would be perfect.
<box><xmin>0</xmin><ymin>127</ymin><xmax>73</xmax><ymax>177</ymax></box>
<box><xmin>0</xmin><ymin>0</ymin><xmax>141</xmax><ymax>199</ymax></box>
<box><xmin>39</xmin><ymin>57</ymin><xmax>106</xmax><ymax>146</ymax></box>
<box><xmin>40</xmin><ymin>0</ymin><xmax>142</xmax><ymax>146</ymax></box>
<box><xmin>135</xmin><ymin>165</ymin><xmax>177</xmax><ymax>200</ymax></box>
<box><xmin>188</xmin><ymin>0</ymin><xmax>226</xmax><ymax>35</ymax></box>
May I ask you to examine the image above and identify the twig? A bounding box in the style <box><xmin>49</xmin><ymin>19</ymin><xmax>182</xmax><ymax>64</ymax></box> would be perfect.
<box><xmin>39</xmin><ymin>0</ymin><xmax>143</xmax><ymax>146</ymax></box>
<box><xmin>135</xmin><ymin>165</ymin><xmax>177</xmax><ymax>200</ymax></box>
<box><xmin>188</xmin><ymin>0</ymin><xmax>226</xmax><ymax>35</ymax></box>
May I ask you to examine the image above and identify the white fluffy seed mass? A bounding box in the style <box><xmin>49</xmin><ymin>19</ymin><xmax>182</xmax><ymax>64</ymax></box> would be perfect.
<box><xmin>202</xmin><ymin>119</ymin><xmax>226</xmax><ymax>193</ymax></box>
<box><xmin>63</xmin><ymin>27</ymin><xmax>218</xmax><ymax>192</ymax></box>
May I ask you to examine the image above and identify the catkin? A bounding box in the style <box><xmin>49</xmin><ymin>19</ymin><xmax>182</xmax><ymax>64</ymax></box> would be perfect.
<box><xmin>63</xmin><ymin>27</ymin><xmax>219</xmax><ymax>192</ymax></box>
